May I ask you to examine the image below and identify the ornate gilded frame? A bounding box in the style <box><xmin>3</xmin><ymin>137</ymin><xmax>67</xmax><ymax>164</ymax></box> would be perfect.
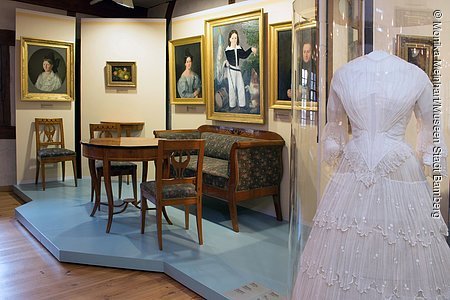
<box><xmin>205</xmin><ymin>9</ymin><xmax>264</xmax><ymax>124</ymax></box>
<box><xmin>269</xmin><ymin>21</ymin><xmax>292</xmax><ymax>110</ymax></box>
<box><xmin>21</xmin><ymin>37</ymin><xmax>74</xmax><ymax>101</ymax></box>
<box><xmin>106</xmin><ymin>61</ymin><xmax>137</xmax><ymax>88</ymax></box>
<box><xmin>396</xmin><ymin>34</ymin><xmax>433</xmax><ymax>79</ymax></box>
<box><xmin>169</xmin><ymin>35</ymin><xmax>204</xmax><ymax>104</ymax></box>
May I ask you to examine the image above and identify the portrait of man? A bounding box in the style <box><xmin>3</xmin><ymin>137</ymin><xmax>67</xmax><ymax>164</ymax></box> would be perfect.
<box><xmin>407</xmin><ymin>47</ymin><xmax>427</xmax><ymax>74</ymax></box>
<box><xmin>395</xmin><ymin>35</ymin><xmax>433</xmax><ymax>80</ymax></box>
<box><xmin>300</xmin><ymin>40</ymin><xmax>317</xmax><ymax>102</ymax></box>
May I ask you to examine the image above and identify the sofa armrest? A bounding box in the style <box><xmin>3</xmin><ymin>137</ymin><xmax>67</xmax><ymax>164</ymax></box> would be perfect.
<box><xmin>229</xmin><ymin>141</ymin><xmax>284</xmax><ymax>191</ymax></box>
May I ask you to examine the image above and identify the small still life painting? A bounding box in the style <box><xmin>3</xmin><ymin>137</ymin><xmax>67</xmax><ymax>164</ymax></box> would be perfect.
<box><xmin>106</xmin><ymin>61</ymin><xmax>136</xmax><ymax>87</ymax></box>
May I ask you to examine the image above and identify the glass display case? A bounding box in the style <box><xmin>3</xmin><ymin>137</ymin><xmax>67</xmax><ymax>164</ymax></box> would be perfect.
<box><xmin>289</xmin><ymin>0</ymin><xmax>449</xmax><ymax>298</ymax></box>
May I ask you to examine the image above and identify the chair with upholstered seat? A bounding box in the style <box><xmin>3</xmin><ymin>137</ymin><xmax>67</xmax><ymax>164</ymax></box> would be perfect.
<box><xmin>34</xmin><ymin>118</ymin><xmax>77</xmax><ymax>191</ymax></box>
<box><xmin>140</xmin><ymin>139</ymin><xmax>205</xmax><ymax>250</ymax></box>
<box><xmin>89</xmin><ymin>123</ymin><xmax>137</xmax><ymax>206</ymax></box>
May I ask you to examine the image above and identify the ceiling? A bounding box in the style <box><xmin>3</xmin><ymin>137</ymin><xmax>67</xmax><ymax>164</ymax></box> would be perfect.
<box><xmin>12</xmin><ymin>0</ymin><xmax>175</xmax><ymax>18</ymax></box>
<box><xmin>132</xmin><ymin>0</ymin><xmax>169</xmax><ymax>9</ymax></box>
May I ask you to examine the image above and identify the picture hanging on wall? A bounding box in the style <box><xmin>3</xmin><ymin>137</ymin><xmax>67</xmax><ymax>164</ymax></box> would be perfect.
<box><xmin>293</xmin><ymin>20</ymin><xmax>317</xmax><ymax>111</ymax></box>
<box><xmin>396</xmin><ymin>34</ymin><xmax>433</xmax><ymax>80</ymax></box>
<box><xmin>269</xmin><ymin>21</ymin><xmax>292</xmax><ymax>110</ymax></box>
<box><xmin>105</xmin><ymin>61</ymin><xmax>137</xmax><ymax>88</ymax></box>
<box><xmin>169</xmin><ymin>35</ymin><xmax>204</xmax><ymax>104</ymax></box>
<box><xmin>20</xmin><ymin>37</ymin><xmax>74</xmax><ymax>101</ymax></box>
<box><xmin>205</xmin><ymin>9</ymin><xmax>264</xmax><ymax>124</ymax></box>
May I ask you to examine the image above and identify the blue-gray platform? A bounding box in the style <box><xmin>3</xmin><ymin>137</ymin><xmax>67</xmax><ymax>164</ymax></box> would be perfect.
<box><xmin>13</xmin><ymin>179</ymin><xmax>289</xmax><ymax>299</ymax></box>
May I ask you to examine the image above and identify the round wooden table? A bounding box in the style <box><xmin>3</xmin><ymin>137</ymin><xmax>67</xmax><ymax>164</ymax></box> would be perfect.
<box><xmin>81</xmin><ymin>137</ymin><xmax>159</xmax><ymax>233</ymax></box>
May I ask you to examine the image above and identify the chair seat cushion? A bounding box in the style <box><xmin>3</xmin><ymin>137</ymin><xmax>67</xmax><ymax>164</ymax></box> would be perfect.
<box><xmin>95</xmin><ymin>161</ymin><xmax>137</xmax><ymax>170</ymax></box>
<box><xmin>38</xmin><ymin>148</ymin><xmax>76</xmax><ymax>158</ymax></box>
<box><xmin>141</xmin><ymin>181</ymin><xmax>197</xmax><ymax>199</ymax></box>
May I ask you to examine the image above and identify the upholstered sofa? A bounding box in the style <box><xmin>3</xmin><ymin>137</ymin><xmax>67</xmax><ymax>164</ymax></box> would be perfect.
<box><xmin>153</xmin><ymin>125</ymin><xmax>285</xmax><ymax>232</ymax></box>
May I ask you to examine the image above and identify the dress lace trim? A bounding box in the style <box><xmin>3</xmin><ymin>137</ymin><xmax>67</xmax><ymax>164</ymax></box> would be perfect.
<box><xmin>343</xmin><ymin>143</ymin><xmax>414</xmax><ymax>187</ymax></box>
<box><xmin>313</xmin><ymin>211</ymin><xmax>449</xmax><ymax>247</ymax></box>
<box><xmin>299</xmin><ymin>261</ymin><xmax>449</xmax><ymax>299</ymax></box>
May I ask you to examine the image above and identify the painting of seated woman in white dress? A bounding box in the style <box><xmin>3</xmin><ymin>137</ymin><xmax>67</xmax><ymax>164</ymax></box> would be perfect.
<box><xmin>28</xmin><ymin>48</ymin><xmax>66</xmax><ymax>94</ymax></box>
<box><xmin>21</xmin><ymin>37</ymin><xmax>73</xmax><ymax>102</ymax></box>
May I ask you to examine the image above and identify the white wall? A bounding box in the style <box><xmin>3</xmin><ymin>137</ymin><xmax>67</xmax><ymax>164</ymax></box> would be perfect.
<box><xmin>0</xmin><ymin>1</ymin><xmax>66</xmax><ymax>187</ymax></box>
<box><xmin>171</xmin><ymin>0</ymin><xmax>292</xmax><ymax>220</ymax></box>
<box><xmin>15</xmin><ymin>9</ymin><xmax>76</xmax><ymax>184</ymax></box>
<box><xmin>80</xmin><ymin>18</ymin><xmax>166</xmax><ymax>178</ymax></box>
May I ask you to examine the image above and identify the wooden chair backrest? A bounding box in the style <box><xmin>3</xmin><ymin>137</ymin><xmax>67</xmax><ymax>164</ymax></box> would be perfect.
<box><xmin>156</xmin><ymin>139</ymin><xmax>205</xmax><ymax>199</ymax></box>
<box><xmin>35</xmin><ymin>118</ymin><xmax>65</xmax><ymax>152</ymax></box>
<box><xmin>89</xmin><ymin>123</ymin><xmax>122</xmax><ymax>139</ymax></box>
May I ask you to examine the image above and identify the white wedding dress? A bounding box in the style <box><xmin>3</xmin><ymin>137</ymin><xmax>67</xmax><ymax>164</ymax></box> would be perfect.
<box><xmin>292</xmin><ymin>51</ymin><xmax>450</xmax><ymax>299</ymax></box>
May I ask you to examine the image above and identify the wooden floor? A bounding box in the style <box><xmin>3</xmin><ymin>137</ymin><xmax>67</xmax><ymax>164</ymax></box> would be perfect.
<box><xmin>0</xmin><ymin>192</ymin><xmax>202</xmax><ymax>300</ymax></box>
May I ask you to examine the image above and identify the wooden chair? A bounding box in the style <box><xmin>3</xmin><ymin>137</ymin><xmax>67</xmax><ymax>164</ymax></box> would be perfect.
<box><xmin>140</xmin><ymin>139</ymin><xmax>205</xmax><ymax>250</ymax></box>
<box><xmin>89</xmin><ymin>123</ymin><xmax>137</xmax><ymax>207</ymax></box>
<box><xmin>34</xmin><ymin>118</ymin><xmax>77</xmax><ymax>191</ymax></box>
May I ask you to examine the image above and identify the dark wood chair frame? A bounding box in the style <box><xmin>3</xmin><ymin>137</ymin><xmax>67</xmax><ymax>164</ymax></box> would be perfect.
<box><xmin>34</xmin><ymin>118</ymin><xmax>77</xmax><ymax>191</ymax></box>
<box><xmin>89</xmin><ymin>123</ymin><xmax>137</xmax><ymax>211</ymax></box>
<box><xmin>140</xmin><ymin>139</ymin><xmax>205</xmax><ymax>250</ymax></box>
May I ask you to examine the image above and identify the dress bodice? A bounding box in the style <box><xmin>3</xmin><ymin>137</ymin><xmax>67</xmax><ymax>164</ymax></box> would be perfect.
<box><xmin>322</xmin><ymin>51</ymin><xmax>446</xmax><ymax>186</ymax></box>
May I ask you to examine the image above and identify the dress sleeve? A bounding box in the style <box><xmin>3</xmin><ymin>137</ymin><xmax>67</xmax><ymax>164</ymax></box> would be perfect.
<box><xmin>414</xmin><ymin>80</ymin><xmax>448</xmax><ymax>176</ymax></box>
<box><xmin>321</xmin><ymin>76</ymin><xmax>349</xmax><ymax>166</ymax></box>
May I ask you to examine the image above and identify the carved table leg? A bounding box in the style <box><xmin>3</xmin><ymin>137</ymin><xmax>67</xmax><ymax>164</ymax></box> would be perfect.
<box><xmin>103</xmin><ymin>159</ymin><xmax>114</xmax><ymax>233</ymax></box>
<box><xmin>89</xmin><ymin>159</ymin><xmax>100</xmax><ymax>216</ymax></box>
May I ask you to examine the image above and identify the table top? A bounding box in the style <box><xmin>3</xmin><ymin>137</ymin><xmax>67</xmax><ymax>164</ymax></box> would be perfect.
<box><xmin>81</xmin><ymin>137</ymin><xmax>159</xmax><ymax>147</ymax></box>
<box><xmin>100</xmin><ymin>121</ymin><xmax>145</xmax><ymax>126</ymax></box>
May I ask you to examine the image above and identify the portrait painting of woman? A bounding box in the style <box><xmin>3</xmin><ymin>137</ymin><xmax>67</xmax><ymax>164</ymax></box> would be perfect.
<box><xmin>21</xmin><ymin>37</ymin><xmax>73</xmax><ymax>101</ymax></box>
<box><xmin>177</xmin><ymin>53</ymin><xmax>201</xmax><ymax>98</ymax></box>
<box><xmin>35</xmin><ymin>53</ymin><xmax>62</xmax><ymax>92</ymax></box>
<box><xmin>28</xmin><ymin>48</ymin><xmax>66</xmax><ymax>94</ymax></box>
<box><xmin>169</xmin><ymin>36</ymin><xmax>204</xmax><ymax>104</ymax></box>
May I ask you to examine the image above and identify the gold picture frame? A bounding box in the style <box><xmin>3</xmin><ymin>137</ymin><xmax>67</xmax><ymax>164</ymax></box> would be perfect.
<box><xmin>169</xmin><ymin>35</ymin><xmax>204</xmax><ymax>104</ymax></box>
<box><xmin>205</xmin><ymin>9</ymin><xmax>264</xmax><ymax>124</ymax></box>
<box><xmin>21</xmin><ymin>37</ymin><xmax>74</xmax><ymax>101</ymax></box>
<box><xmin>269</xmin><ymin>21</ymin><xmax>292</xmax><ymax>110</ymax></box>
<box><xmin>106</xmin><ymin>61</ymin><xmax>137</xmax><ymax>88</ymax></box>
<box><xmin>396</xmin><ymin>34</ymin><xmax>433</xmax><ymax>79</ymax></box>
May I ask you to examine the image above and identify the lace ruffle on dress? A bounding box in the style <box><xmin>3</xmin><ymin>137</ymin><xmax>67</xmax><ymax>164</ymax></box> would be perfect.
<box><xmin>292</xmin><ymin>51</ymin><xmax>450</xmax><ymax>299</ymax></box>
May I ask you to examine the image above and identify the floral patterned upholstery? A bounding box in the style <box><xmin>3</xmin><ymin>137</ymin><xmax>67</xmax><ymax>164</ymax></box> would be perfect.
<box><xmin>236</xmin><ymin>147</ymin><xmax>282</xmax><ymax>191</ymax></box>
<box><xmin>201</xmin><ymin>132</ymin><xmax>256</xmax><ymax>160</ymax></box>
<box><xmin>186</xmin><ymin>155</ymin><xmax>229</xmax><ymax>189</ymax></box>
<box><xmin>37</xmin><ymin>148</ymin><xmax>76</xmax><ymax>158</ymax></box>
<box><xmin>156</xmin><ymin>131</ymin><xmax>201</xmax><ymax>140</ymax></box>
<box><xmin>159</xmin><ymin>131</ymin><xmax>282</xmax><ymax>192</ymax></box>
<box><xmin>153</xmin><ymin>126</ymin><xmax>285</xmax><ymax>232</ymax></box>
<box><xmin>141</xmin><ymin>181</ymin><xmax>197</xmax><ymax>199</ymax></box>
